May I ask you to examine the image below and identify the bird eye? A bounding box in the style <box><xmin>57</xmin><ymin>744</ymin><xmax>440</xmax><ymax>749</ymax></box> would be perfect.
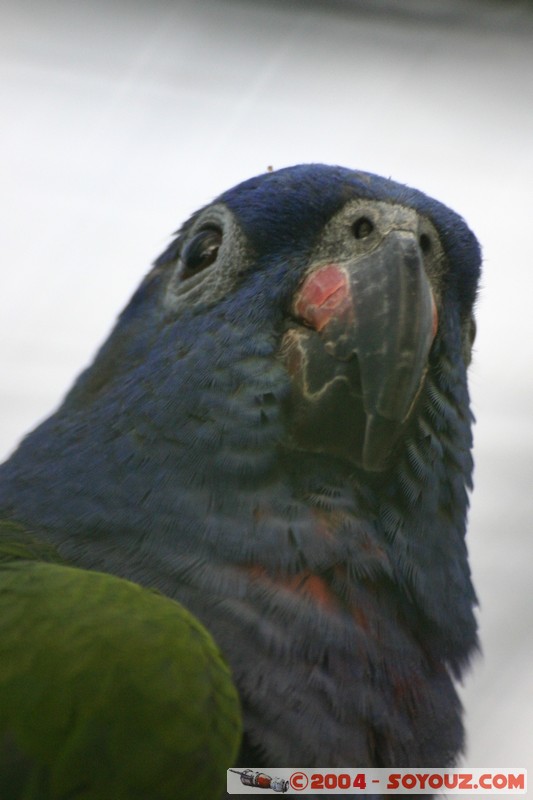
<box><xmin>352</xmin><ymin>217</ymin><xmax>374</xmax><ymax>240</ymax></box>
<box><xmin>419</xmin><ymin>233</ymin><xmax>432</xmax><ymax>254</ymax></box>
<box><xmin>180</xmin><ymin>227</ymin><xmax>222</xmax><ymax>280</ymax></box>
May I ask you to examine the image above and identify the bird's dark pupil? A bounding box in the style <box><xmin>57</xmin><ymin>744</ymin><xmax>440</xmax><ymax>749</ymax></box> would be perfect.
<box><xmin>181</xmin><ymin>228</ymin><xmax>222</xmax><ymax>277</ymax></box>
<box><xmin>419</xmin><ymin>233</ymin><xmax>431</xmax><ymax>254</ymax></box>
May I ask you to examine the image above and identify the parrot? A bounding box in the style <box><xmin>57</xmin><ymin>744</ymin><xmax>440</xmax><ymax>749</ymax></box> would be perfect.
<box><xmin>0</xmin><ymin>164</ymin><xmax>481</xmax><ymax>798</ymax></box>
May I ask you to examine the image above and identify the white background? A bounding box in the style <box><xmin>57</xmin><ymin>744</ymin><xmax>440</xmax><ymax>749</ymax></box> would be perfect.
<box><xmin>1</xmin><ymin>1</ymin><xmax>531</xmax><ymax>796</ymax></box>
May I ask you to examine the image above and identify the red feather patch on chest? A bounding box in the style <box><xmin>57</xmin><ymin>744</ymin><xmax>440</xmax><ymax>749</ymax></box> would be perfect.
<box><xmin>241</xmin><ymin>563</ymin><xmax>385</xmax><ymax>643</ymax></box>
<box><xmin>244</xmin><ymin>564</ymin><xmax>342</xmax><ymax>613</ymax></box>
<box><xmin>245</xmin><ymin>506</ymin><xmax>392</xmax><ymax>633</ymax></box>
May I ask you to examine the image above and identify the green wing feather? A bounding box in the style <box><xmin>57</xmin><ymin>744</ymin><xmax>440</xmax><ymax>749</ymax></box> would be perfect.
<box><xmin>0</xmin><ymin>522</ymin><xmax>241</xmax><ymax>799</ymax></box>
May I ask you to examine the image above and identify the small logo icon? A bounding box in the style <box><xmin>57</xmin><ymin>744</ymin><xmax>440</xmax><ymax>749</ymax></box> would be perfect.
<box><xmin>229</xmin><ymin>769</ymin><xmax>289</xmax><ymax>792</ymax></box>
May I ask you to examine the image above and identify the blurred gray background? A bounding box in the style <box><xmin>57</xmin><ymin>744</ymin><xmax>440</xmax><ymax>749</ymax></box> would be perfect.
<box><xmin>1</xmin><ymin>0</ymin><xmax>531</xmax><ymax>795</ymax></box>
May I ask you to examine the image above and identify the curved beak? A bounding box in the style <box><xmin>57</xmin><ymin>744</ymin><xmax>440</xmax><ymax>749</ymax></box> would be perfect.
<box><xmin>284</xmin><ymin>231</ymin><xmax>438</xmax><ymax>471</ymax></box>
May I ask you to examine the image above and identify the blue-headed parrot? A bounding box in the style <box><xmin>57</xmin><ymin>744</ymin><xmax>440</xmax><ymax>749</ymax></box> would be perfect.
<box><xmin>0</xmin><ymin>165</ymin><xmax>481</xmax><ymax>798</ymax></box>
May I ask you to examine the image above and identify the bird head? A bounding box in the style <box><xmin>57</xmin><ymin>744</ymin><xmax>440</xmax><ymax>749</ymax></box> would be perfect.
<box><xmin>85</xmin><ymin>164</ymin><xmax>479</xmax><ymax>474</ymax></box>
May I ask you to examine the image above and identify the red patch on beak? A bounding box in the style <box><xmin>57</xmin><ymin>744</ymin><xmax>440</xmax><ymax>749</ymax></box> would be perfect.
<box><xmin>294</xmin><ymin>264</ymin><xmax>351</xmax><ymax>331</ymax></box>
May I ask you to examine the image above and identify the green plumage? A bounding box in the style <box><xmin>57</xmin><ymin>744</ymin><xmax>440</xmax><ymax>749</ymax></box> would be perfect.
<box><xmin>0</xmin><ymin>523</ymin><xmax>241</xmax><ymax>799</ymax></box>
